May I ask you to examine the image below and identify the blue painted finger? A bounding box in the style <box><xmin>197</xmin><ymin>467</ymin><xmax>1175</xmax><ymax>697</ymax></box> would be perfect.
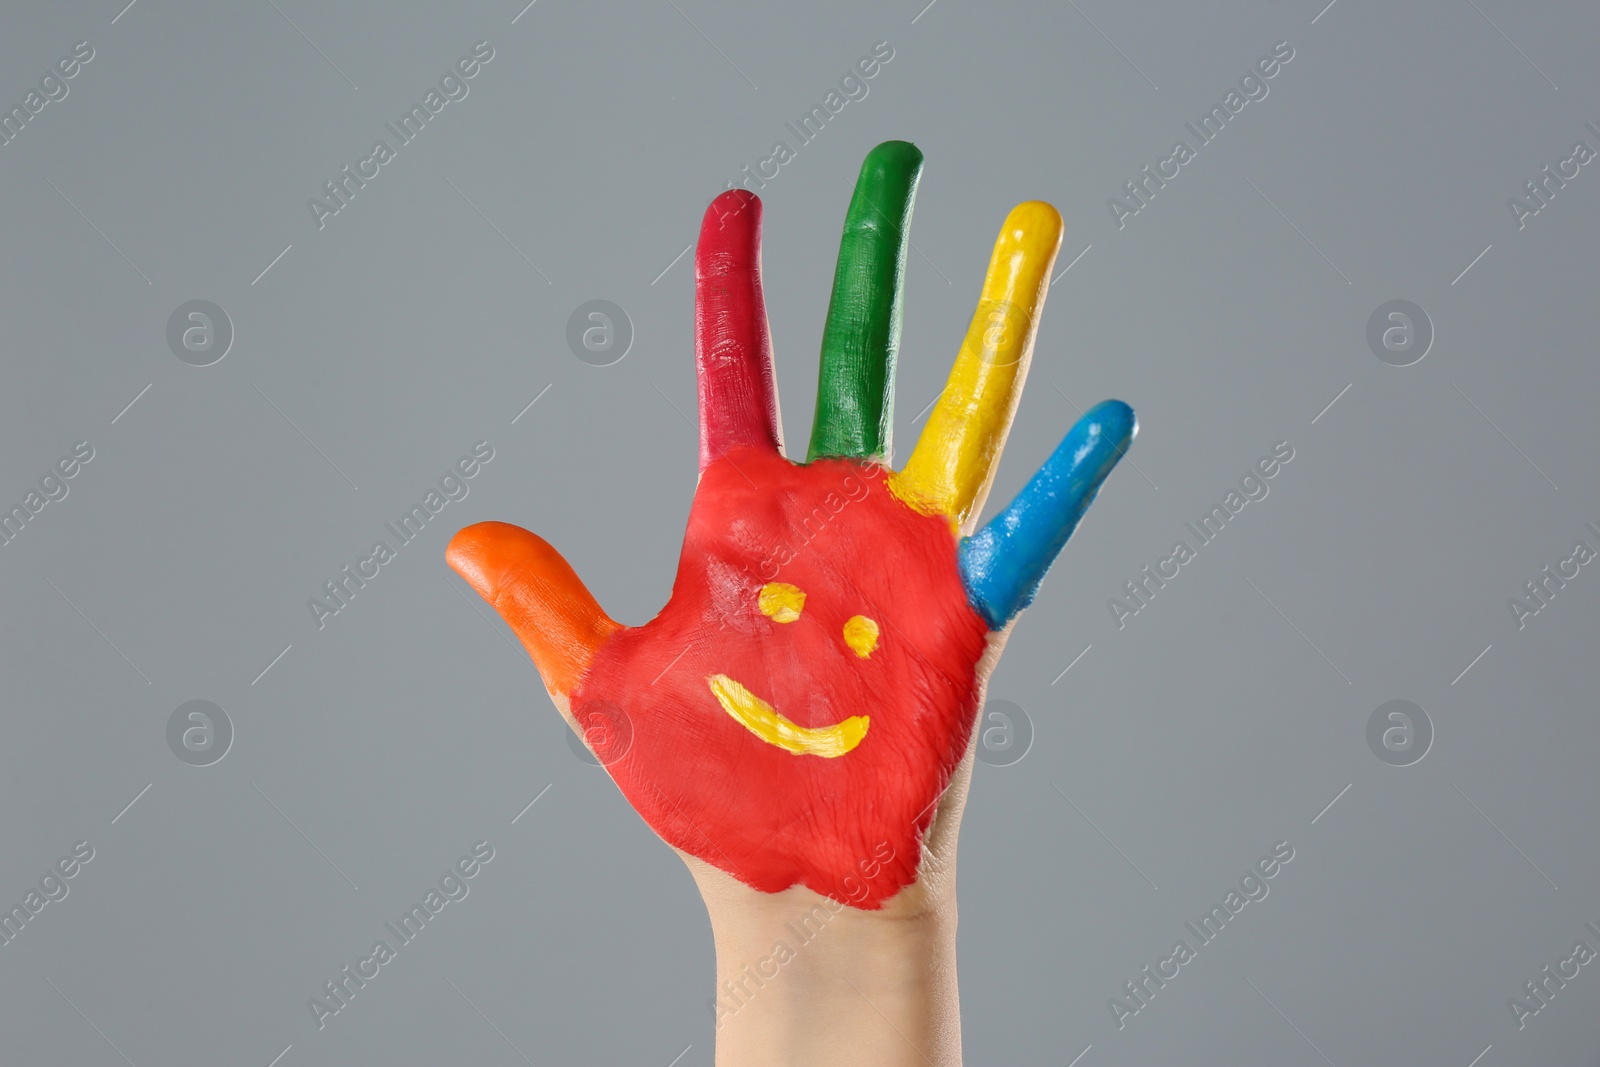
<box><xmin>958</xmin><ymin>400</ymin><xmax>1136</xmax><ymax>628</ymax></box>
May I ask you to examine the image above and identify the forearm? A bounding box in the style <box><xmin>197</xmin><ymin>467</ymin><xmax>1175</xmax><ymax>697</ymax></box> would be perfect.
<box><xmin>698</xmin><ymin>872</ymin><xmax>962</xmax><ymax>1067</ymax></box>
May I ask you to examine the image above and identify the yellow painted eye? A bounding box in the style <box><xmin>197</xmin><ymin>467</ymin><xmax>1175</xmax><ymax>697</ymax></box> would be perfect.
<box><xmin>759</xmin><ymin>582</ymin><xmax>806</xmax><ymax>623</ymax></box>
<box><xmin>843</xmin><ymin>615</ymin><xmax>879</xmax><ymax>658</ymax></box>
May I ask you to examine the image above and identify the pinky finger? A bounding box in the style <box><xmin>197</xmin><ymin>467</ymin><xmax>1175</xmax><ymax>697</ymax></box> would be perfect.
<box><xmin>958</xmin><ymin>400</ymin><xmax>1136</xmax><ymax>629</ymax></box>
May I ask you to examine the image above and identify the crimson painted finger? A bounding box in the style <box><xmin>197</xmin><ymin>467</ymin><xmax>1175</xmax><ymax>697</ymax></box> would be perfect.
<box><xmin>808</xmin><ymin>140</ymin><xmax>924</xmax><ymax>464</ymax></box>
<box><xmin>446</xmin><ymin>521</ymin><xmax>621</xmax><ymax>697</ymax></box>
<box><xmin>958</xmin><ymin>400</ymin><xmax>1136</xmax><ymax>628</ymax></box>
<box><xmin>695</xmin><ymin>189</ymin><xmax>784</xmax><ymax>470</ymax></box>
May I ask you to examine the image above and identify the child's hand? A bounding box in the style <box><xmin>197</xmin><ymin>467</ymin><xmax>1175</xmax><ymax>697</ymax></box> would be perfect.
<box><xmin>447</xmin><ymin>141</ymin><xmax>1134</xmax><ymax>912</ymax></box>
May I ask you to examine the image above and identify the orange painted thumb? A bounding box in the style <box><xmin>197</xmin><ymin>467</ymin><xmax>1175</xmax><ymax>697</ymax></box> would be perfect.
<box><xmin>447</xmin><ymin>522</ymin><xmax>621</xmax><ymax>697</ymax></box>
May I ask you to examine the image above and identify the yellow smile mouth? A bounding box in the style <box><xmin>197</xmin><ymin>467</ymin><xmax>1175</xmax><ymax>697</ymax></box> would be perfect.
<box><xmin>707</xmin><ymin>674</ymin><xmax>869</xmax><ymax>758</ymax></box>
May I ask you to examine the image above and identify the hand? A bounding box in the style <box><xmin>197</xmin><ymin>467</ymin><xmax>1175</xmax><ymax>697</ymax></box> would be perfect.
<box><xmin>449</xmin><ymin>140</ymin><xmax>1134</xmax><ymax>912</ymax></box>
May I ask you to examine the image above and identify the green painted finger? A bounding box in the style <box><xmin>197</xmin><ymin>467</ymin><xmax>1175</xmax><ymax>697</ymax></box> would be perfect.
<box><xmin>807</xmin><ymin>140</ymin><xmax>924</xmax><ymax>463</ymax></box>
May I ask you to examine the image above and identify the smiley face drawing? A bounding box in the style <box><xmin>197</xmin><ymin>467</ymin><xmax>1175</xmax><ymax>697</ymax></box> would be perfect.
<box><xmin>448</xmin><ymin>142</ymin><xmax>1135</xmax><ymax>909</ymax></box>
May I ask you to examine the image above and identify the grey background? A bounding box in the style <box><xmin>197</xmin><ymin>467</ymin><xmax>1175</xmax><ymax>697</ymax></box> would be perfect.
<box><xmin>1</xmin><ymin>0</ymin><xmax>1596</xmax><ymax>1063</ymax></box>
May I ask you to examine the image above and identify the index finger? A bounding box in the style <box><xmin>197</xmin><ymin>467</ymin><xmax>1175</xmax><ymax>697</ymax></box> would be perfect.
<box><xmin>696</xmin><ymin>189</ymin><xmax>785</xmax><ymax>470</ymax></box>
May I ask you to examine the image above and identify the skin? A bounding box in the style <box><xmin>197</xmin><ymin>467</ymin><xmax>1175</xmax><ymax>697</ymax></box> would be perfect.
<box><xmin>448</xmin><ymin>141</ymin><xmax>1135</xmax><ymax>1066</ymax></box>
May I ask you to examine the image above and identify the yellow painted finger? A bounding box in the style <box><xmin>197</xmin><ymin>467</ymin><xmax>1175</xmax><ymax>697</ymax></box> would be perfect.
<box><xmin>890</xmin><ymin>201</ymin><xmax>1064</xmax><ymax>529</ymax></box>
<box><xmin>707</xmin><ymin>674</ymin><xmax>869</xmax><ymax>758</ymax></box>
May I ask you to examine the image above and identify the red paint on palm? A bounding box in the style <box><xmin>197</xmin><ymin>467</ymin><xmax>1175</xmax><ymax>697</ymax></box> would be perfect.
<box><xmin>570</xmin><ymin>446</ymin><xmax>989</xmax><ymax>908</ymax></box>
<box><xmin>695</xmin><ymin>190</ymin><xmax>784</xmax><ymax>471</ymax></box>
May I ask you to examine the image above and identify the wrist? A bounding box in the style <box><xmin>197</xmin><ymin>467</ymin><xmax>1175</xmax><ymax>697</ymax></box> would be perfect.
<box><xmin>689</xmin><ymin>858</ymin><xmax>962</xmax><ymax>1067</ymax></box>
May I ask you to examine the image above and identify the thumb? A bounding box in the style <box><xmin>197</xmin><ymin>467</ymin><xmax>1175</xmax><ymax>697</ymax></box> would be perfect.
<box><xmin>447</xmin><ymin>521</ymin><xmax>621</xmax><ymax>697</ymax></box>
